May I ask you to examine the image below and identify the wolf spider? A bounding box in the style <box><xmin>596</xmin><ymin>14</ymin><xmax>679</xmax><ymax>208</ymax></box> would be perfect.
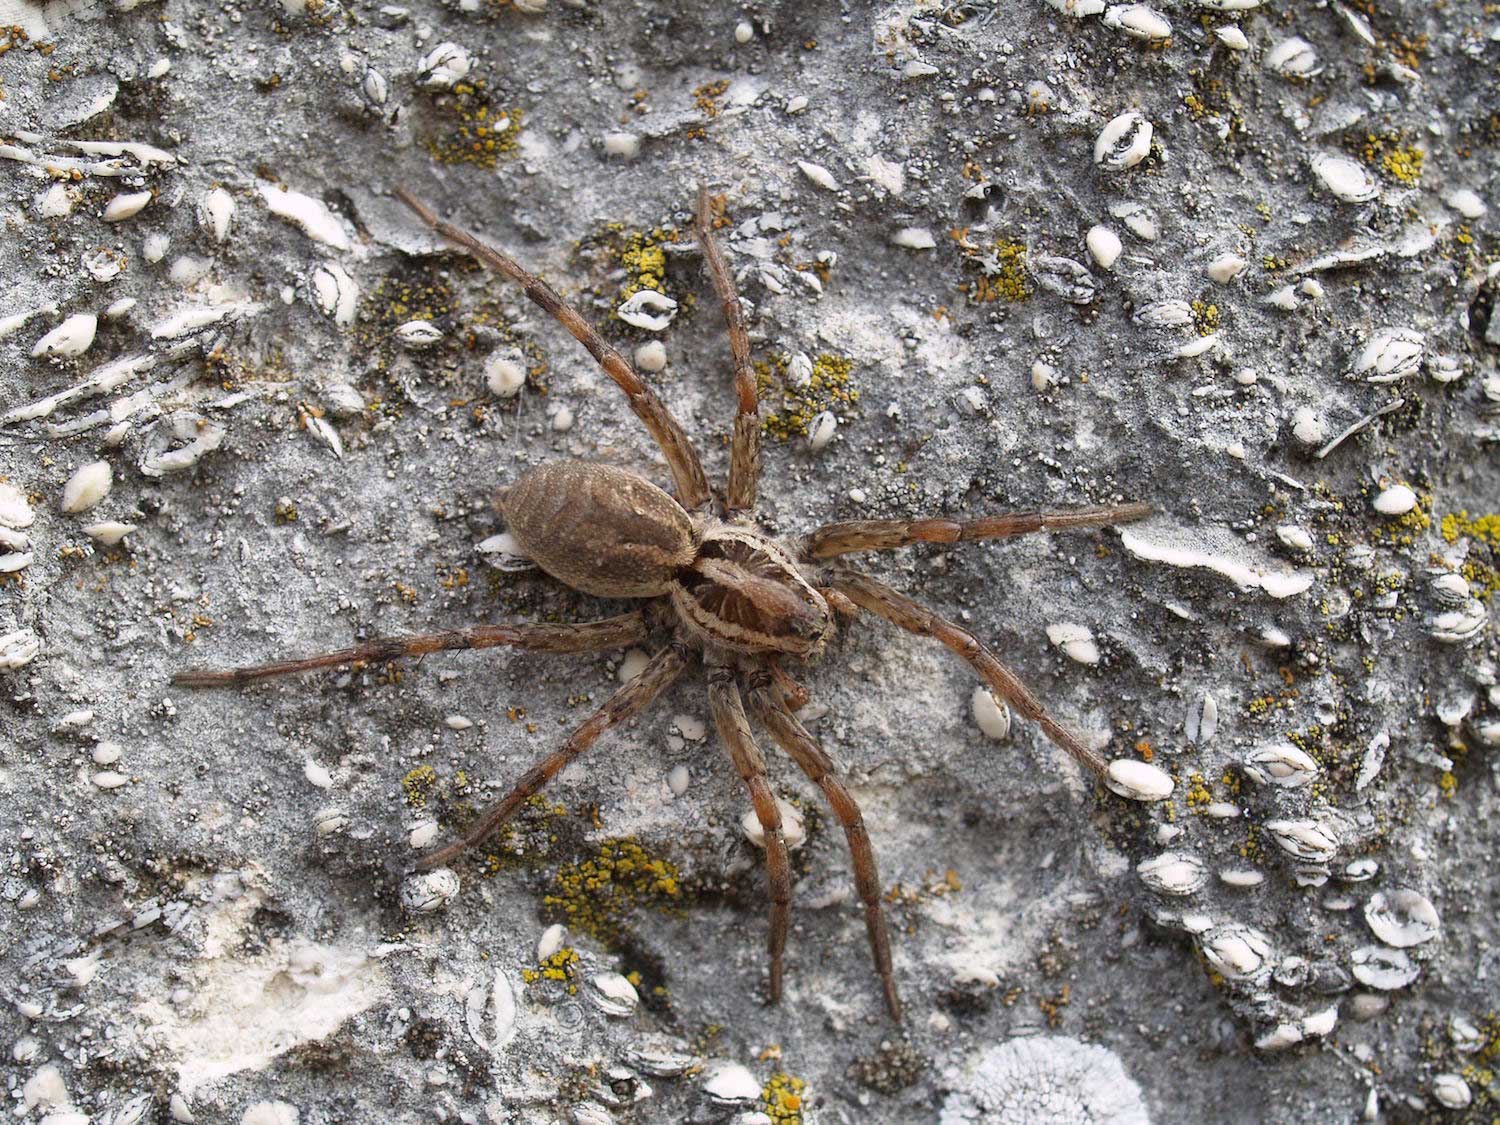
<box><xmin>175</xmin><ymin>185</ymin><xmax>1164</xmax><ymax>1022</ymax></box>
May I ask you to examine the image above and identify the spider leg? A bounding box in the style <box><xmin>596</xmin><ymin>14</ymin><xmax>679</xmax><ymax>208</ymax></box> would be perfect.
<box><xmin>765</xmin><ymin>655</ymin><xmax>810</xmax><ymax>713</ymax></box>
<box><xmin>800</xmin><ymin>501</ymin><xmax>1152</xmax><ymax>560</ymax></box>
<box><xmin>173</xmin><ymin>613</ymin><xmax>650</xmax><ymax>687</ymax></box>
<box><xmin>694</xmin><ymin>187</ymin><xmax>760</xmax><ymax>516</ymax></box>
<box><xmin>747</xmin><ymin>673</ymin><xmax>903</xmax><ymax>1022</ymax></box>
<box><xmin>393</xmin><ymin>187</ymin><xmax>711</xmax><ymax>511</ymax></box>
<box><xmin>707</xmin><ymin>661</ymin><xmax>792</xmax><ymax>1005</ymax></box>
<box><xmin>831</xmin><ymin>569</ymin><xmax>1108</xmax><ymax>780</ymax></box>
<box><xmin>416</xmin><ymin>640</ymin><xmax>691</xmax><ymax>870</ymax></box>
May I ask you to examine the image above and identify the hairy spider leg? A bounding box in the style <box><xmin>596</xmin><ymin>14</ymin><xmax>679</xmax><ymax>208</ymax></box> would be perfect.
<box><xmin>833</xmin><ymin>570</ymin><xmax>1109</xmax><ymax>779</ymax></box>
<box><xmin>800</xmin><ymin>501</ymin><xmax>1152</xmax><ymax>560</ymax></box>
<box><xmin>694</xmin><ymin>187</ymin><xmax>761</xmax><ymax>516</ymax></box>
<box><xmin>764</xmin><ymin>655</ymin><xmax>811</xmax><ymax>712</ymax></box>
<box><xmin>707</xmin><ymin>662</ymin><xmax>793</xmax><ymax>1005</ymax></box>
<box><xmin>417</xmin><ymin>642</ymin><xmax>691</xmax><ymax>870</ymax></box>
<box><xmin>748</xmin><ymin>676</ymin><xmax>903</xmax><ymax>1021</ymax></box>
<box><xmin>172</xmin><ymin>613</ymin><xmax>650</xmax><ymax>687</ymax></box>
<box><xmin>393</xmin><ymin>187</ymin><xmax>711</xmax><ymax>511</ymax></box>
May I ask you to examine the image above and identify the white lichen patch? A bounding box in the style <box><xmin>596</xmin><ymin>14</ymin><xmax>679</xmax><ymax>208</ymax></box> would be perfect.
<box><xmin>940</xmin><ymin>1036</ymin><xmax>1150</xmax><ymax>1124</ymax></box>
<box><xmin>135</xmin><ymin>935</ymin><xmax>387</xmax><ymax>1095</ymax></box>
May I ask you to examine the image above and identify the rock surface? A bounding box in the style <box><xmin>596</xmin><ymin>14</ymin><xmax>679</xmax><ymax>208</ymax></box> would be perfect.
<box><xmin>2</xmin><ymin>1</ymin><xmax>1498</xmax><ymax>1122</ymax></box>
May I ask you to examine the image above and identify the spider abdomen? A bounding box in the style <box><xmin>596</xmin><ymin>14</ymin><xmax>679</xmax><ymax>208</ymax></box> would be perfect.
<box><xmin>502</xmin><ymin>461</ymin><xmax>697</xmax><ymax>598</ymax></box>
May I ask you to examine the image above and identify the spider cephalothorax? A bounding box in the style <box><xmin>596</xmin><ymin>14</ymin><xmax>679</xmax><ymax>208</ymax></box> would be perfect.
<box><xmin>175</xmin><ymin>185</ymin><xmax>1171</xmax><ymax>1022</ymax></box>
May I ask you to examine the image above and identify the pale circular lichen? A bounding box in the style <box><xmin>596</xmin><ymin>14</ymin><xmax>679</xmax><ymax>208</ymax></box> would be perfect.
<box><xmin>940</xmin><ymin>1036</ymin><xmax>1150</xmax><ymax>1125</ymax></box>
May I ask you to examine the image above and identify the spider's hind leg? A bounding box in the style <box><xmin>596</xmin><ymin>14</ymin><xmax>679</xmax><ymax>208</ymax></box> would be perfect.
<box><xmin>748</xmin><ymin>672</ymin><xmax>903</xmax><ymax>1022</ymax></box>
<box><xmin>707</xmin><ymin>660</ymin><xmax>792</xmax><ymax>1005</ymax></box>
<box><xmin>416</xmin><ymin>640</ymin><xmax>690</xmax><ymax>870</ymax></box>
<box><xmin>172</xmin><ymin>613</ymin><xmax>651</xmax><ymax>687</ymax></box>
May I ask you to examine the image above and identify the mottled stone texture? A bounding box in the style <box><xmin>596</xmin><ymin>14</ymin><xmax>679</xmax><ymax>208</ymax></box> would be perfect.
<box><xmin>1</xmin><ymin>1</ymin><xmax>1497</xmax><ymax>1122</ymax></box>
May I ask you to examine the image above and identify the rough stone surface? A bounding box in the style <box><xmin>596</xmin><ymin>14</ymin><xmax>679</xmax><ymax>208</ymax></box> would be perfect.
<box><xmin>2</xmin><ymin>2</ymin><xmax>1498</xmax><ymax>1123</ymax></box>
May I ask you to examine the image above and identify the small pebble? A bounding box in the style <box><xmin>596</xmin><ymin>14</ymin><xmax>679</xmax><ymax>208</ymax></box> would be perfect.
<box><xmin>635</xmin><ymin>340</ymin><xmax>667</xmax><ymax>372</ymax></box>
<box><xmin>1372</xmin><ymin>484</ymin><xmax>1416</xmax><ymax>516</ymax></box>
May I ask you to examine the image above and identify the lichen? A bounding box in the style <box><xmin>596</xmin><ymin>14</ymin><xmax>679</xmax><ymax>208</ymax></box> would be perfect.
<box><xmin>421</xmin><ymin>81</ymin><xmax>523</xmax><ymax>169</ymax></box>
<box><xmin>761</xmin><ymin>1072</ymin><xmax>808</xmax><ymax>1124</ymax></box>
<box><xmin>955</xmin><ymin>232</ymin><xmax>1033</xmax><ymax>304</ymax></box>
<box><xmin>540</xmin><ymin>836</ymin><xmax>682</xmax><ymax>944</ymax></box>
<box><xmin>754</xmin><ymin>352</ymin><xmax>859</xmax><ymax>441</ymax></box>
<box><xmin>520</xmin><ymin>946</ymin><xmax>580</xmax><ymax>990</ymax></box>
<box><xmin>939</xmin><ymin>1036</ymin><xmax>1149</xmax><ymax>1125</ymax></box>
<box><xmin>402</xmin><ymin>765</ymin><xmax>439</xmax><ymax>809</ymax></box>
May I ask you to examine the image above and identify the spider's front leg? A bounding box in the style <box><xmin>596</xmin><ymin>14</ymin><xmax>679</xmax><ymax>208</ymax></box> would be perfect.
<box><xmin>831</xmin><ymin>569</ymin><xmax>1111</xmax><ymax>780</ymax></box>
<box><xmin>799</xmin><ymin>501</ymin><xmax>1152</xmax><ymax>560</ymax></box>
<box><xmin>172</xmin><ymin>613</ymin><xmax>650</xmax><ymax>687</ymax></box>
<box><xmin>706</xmin><ymin>659</ymin><xmax>792</xmax><ymax>1005</ymax></box>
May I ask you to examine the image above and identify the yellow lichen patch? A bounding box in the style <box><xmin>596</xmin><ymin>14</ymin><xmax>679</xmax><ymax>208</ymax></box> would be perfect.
<box><xmin>694</xmin><ymin>79</ymin><xmax>730</xmax><ymax>118</ymax></box>
<box><xmin>761</xmin><ymin>1072</ymin><xmax>808</xmax><ymax>1124</ymax></box>
<box><xmin>422</xmin><ymin>81</ymin><xmax>524</xmax><ymax>169</ymax></box>
<box><xmin>577</xmin><ymin>222</ymin><xmax>685</xmax><ymax>310</ymax></box>
<box><xmin>1360</xmin><ymin>132</ymin><xmax>1424</xmax><ymax>186</ymax></box>
<box><xmin>958</xmin><ymin>235</ymin><xmax>1033</xmax><ymax>304</ymax></box>
<box><xmin>1184</xmin><ymin>771</ymin><xmax>1214</xmax><ymax>814</ymax></box>
<box><xmin>403</xmin><ymin>765</ymin><xmax>439</xmax><ymax>809</ymax></box>
<box><xmin>1191</xmin><ymin>299</ymin><xmax>1221</xmax><ymax>335</ymax></box>
<box><xmin>755</xmin><ymin>352</ymin><xmax>860</xmax><ymax>442</ymax></box>
<box><xmin>1369</xmin><ymin>489</ymin><xmax>1431</xmax><ymax>547</ymax></box>
<box><xmin>1441</xmin><ymin>511</ymin><xmax>1500</xmax><ymax>549</ymax></box>
<box><xmin>520</xmin><ymin>946</ymin><xmax>580</xmax><ymax>991</ymax></box>
<box><xmin>541</xmin><ymin>836</ymin><xmax>682</xmax><ymax>944</ymax></box>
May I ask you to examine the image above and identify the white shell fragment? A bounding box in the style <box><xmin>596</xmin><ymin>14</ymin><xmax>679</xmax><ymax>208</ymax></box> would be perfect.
<box><xmin>741</xmin><ymin>797</ymin><xmax>806</xmax><ymax>850</ymax></box>
<box><xmin>891</xmin><ymin>227</ymin><xmax>936</xmax><ymax>250</ymax></box>
<box><xmin>478</xmin><ymin>532</ymin><xmax>534</xmax><ymax>573</ymax></box>
<box><xmin>1046</xmin><ymin>0</ymin><xmax>1106</xmax><ymax>14</ymax></box>
<box><xmin>1120</xmin><ymin>526</ymin><xmax>1314</xmax><ymax>599</ymax></box>
<box><xmin>0</xmin><ymin>629</ymin><xmax>42</xmax><ymax>670</ymax></box>
<box><xmin>485</xmin><ymin>351</ymin><xmax>528</xmax><ymax>398</ymax></box>
<box><xmin>394</xmin><ymin>320</ymin><xmax>444</xmax><ymax>348</ymax></box>
<box><xmin>1197</xmin><ymin>0</ymin><xmax>1262</xmax><ymax>9</ymax></box>
<box><xmin>1432</xmin><ymin>1074</ymin><xmax>1472</xmax><ymax>1110</ymax></box>
<box><xmin>1094</xmin><ymin>111</ymin><xmax>1153</xmax><ymax>170</ymax></box>
<box><xmin>401</xmin><ymin>868</ymin><xmax>461</xmax><ymax>913</ymax></box>
<box><xmin>1364</xmin><ymin>890</ymin><xmax>1440</xmax><ymax>947</ymax></box>
<box><xmin>1355</xmin><ymin>328</ymin><xmax>1425</xmax><ymax>383</ymax></box>
<box><xmin>61</xmin><ymin>461</ymin><xmax>113</xmax><ymax>513</ymax></box>
<box><xmin>1372</xmin><ymin>484</ymin><xmax>1417</xmax><ymax>515</ymax></box>
<box><xmin>1134</xmin><ymin>300</ymin><xmax>1194</xmax><ymax>329</ymax></box>
<box><xmin>1351</xmin><ymin>944</ymin><xmax>1419</xmax><ymax>990</ymax></box>
<box><xmin>140</xmin><ymin>422</ymin><xmax>225</xmax><ymax>477</ymax></box>
<box><xmin>1265</xmin><ymin>819</ymin><xmax>1339</xmax><ymax>862</ymax></box>
<box><xmin>1199</xmin><ymin>924</ymin><xmax>1273</xmax><ymax>982</ymax></box>
<box><xmin>1105</xmin><ymin>759</ymin><xmax>1174</xmax><ymax>801</ymax></box>
<box><xmin>1442</xmin><ymin>188</ymin><xmax>1487</xmax><ymax>219</ymax></box>
<box><xmin>1085</xmin><ymin>226</ymin><xmax>1121</xmax><ymax>270</ymax></box>
<box><xmin>701</xmin><ymin>1063</ymin><xmax>761</xmax><ymax>1106</ymax></box>
<box><xmin>32</xmin><ymin>314</ymin><xmax>99</xmax><ymax>358</ymax></box>
<box><xmin>1046</xmin><ymin>622</ymin><xmax>1100</xmax><ymax>665</ymax></box>
<box><xmin>200</xmin><ymin>188</ymin><xmax>235</xmax><ymax>242</ymax></box>
<box><xmin>1265</xmin><ymin>37</ymin><xmax>1321</xmax><ymax>78</ymax></box>
<box><xmin>1206</xmin><ymin>254</ymin><xmax>1248</xmax><ymax>283</ymax></box>
<box><xmin>103</xmin><ymin>190</ymin><xmax>153</xmax><ymax>222</ymax></box>
<box><xmin>1311</xmin><ymin>154</ymin><xmax>1378</xmax><ymax>203</ymax></box>
<box><xmin>419</xmin><ymin>42</ymin><xmax>471</xmax><ymax>88</ymax></box>
<box><xmin>797</xmin><ymin>160</ymin><xmax>840</xmax><ymax>191</ymax></box>
<box><xmin>1102</xmin><ymin>4</ymin><xmax>1171</xmax><ymax>41</ymax></box>
<box><xmin>972</xmin><ymin>687</ymin><xmax>1011</xmax><ymax>741</ymax></box>
<box><xmin>1243</xmin><ymin>743</ymin><xmax>1319</xmax><ymax>787</ymax></box>
<box><xmin>585</xmin><ymin>972</ymin><xmax>640</xmax><ymax>1018</ymax></box>
<box><xmin>634</xmin><ymin>341</ymin><xmax>667</xmax><ymax>372</ymax></box>
<box><xmin>1030</xmin><ymin>255</ymin><xmax>1096</xmax><ymax>305</ymax></box>
<box><xmin>616</xmin><ymin>290</ymin><xmax>678</xmax><ymax>331</ymax></box>
<box><xmin>258</xmin><ymin>183</ymin><xmax>351</xmax><ymax>250</ymax></box>
<box><xmin>1215</xmin><ymin>25</ymin><xmax>1250</xmax><ymax>50</ymax></box>
<box><xmin>1137</xmin><ymin>852</ymin><xmax>1208</xmax><ymax>896</ymax></box>
<box><xmin>311</xmin><ymin>263</ymin><xmax>359</xmax><ymax>327</ymax></box>
<box><xmin>808</xmin><ymin>410</ymin><xmax>837</xmax><ymax>451</ymax></box>
<box><xmin>0</xmin><ymin>482</ymin><xmax>35</xmax><ymax>529</ymax></box>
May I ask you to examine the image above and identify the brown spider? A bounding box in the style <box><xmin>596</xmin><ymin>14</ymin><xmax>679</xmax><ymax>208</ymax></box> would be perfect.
<box><xmin>175</xmin><ymin>185</ymin><xmax>1162</xmax><ymax>1022</ymax></box>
